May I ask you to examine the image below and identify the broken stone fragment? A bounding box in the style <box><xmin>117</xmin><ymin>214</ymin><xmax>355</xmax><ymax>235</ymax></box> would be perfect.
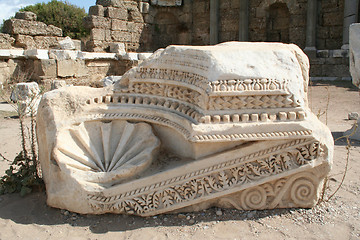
<box><xmin>58</xmin><ymin>37</ymin><xmax>76</xmax><ymax>50</ymax></box>
<box><xmin>51</xmin><ymin>80</ymin><xmax>67</xmax><ymax>90</ymax></box>
<box><xmin>11</xmin><ymin>82</ymin><xmax>41</xmax><ymax>116</ymax></box>
<box><xmin>348</xmin><ymin>112</ymin><xmax>359</xmax><ymax>120</ymax></box>
<box><xmin>37</xmin><ymin>42</ymin><xmax>333</xmax><ymax>216</ymax></box>
<box><xmin>15</xmin><ymin>11</ymin><xmax>37</xmax><ymax>21</ymax></box>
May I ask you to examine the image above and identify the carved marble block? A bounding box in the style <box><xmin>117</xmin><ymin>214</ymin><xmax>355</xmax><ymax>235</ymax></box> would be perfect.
<box><xmin>37</xmin><ymin>42</ymin><xmax>333</xmax><ymax>216</ymax></box>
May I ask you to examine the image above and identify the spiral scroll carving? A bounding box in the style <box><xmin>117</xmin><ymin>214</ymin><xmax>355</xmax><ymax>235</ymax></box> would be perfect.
<box><xmin>290</xmin><ymin>178</ymin><xmax>317</xmax><ymax>207</ymax></box>
<box><xmin>241</xmin><ymin>187</ymin><xmax>267</xmax><ymax>210</ymax></box>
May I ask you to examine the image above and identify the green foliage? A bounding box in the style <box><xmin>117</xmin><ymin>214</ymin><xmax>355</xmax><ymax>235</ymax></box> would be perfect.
<box><xmin>0</xmin><ymin>152</ymin><xmax>43</xmax><ymax>196</ymax></box>
<box><xmin>0</xmin><ymin>82</ymin><xmax>44</xmax><ymax>196</ymax></box>
<box><xmin>20</xmin><ymin>0</ymin><xmax>89</xmax><ymax>39</ymax></box>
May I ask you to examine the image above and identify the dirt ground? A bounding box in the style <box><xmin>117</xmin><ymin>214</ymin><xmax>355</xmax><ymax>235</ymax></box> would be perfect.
<box><xmin>0</xmin><ymin>81</ymin><xmax>359</xmax><ymax>240</ymax></box>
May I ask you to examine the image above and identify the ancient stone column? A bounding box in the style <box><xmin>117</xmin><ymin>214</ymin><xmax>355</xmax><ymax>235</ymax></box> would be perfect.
<box><xmin>238</xmin><ymin>0</ymin><xmax>249</xmax><ymax>41</ymax></box>
<box><xmin>210</xmin><ymin>0</ymin><xmax>219</xmax><ymax>44</ymax></box>
<box><xmin>342</xmin><ymin>0</ymin><xmax>359</xmax><ymax>49</ymax></box>
<box><xmin>305</xmin><ymin>0</ymin><xmax>317</xmax><ymax>51</ymax></box>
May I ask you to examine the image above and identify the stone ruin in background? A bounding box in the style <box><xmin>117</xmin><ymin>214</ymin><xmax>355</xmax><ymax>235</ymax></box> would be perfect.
<box><xmin>1</xmin><ymin>11</ymin><xmax>69</xmax><ymax>50</ymax></box>
<box><xmin>37</xmin><ymin>42</ymin><xmax>334</xmax><ymax>216</ymax></box>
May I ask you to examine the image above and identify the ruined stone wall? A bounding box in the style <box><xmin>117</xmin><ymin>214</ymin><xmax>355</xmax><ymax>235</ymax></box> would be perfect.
<box><xmin>219</xmin><ymin>0</ymin><xmax>240</xmax><ymax>43</ymax></box>
<box><xmin>248</xmin><ymin>0</ymin><xmax>307</xmax><ymax>49</ymax></box>
<box><xmin>86</xmin><ymin>0</ymin><xmax>201</xmax><ymax>52</ymax></box>
<box><xmin>0</xmin><ymin>49</ymin><xmax>149</xmax><ymax>86</ymax></box>
<box><xmin>317</xmin><ymin>0</ymin><xmax>344</xmax><ymax>50</ymax></box>
<box><xmin>84</xmin><ymin>0</ymin><xmax>146</xmax><ymax>52</ymax></box>
<box><xmin>2</xmin><ymin>11</ymin><xmax>66</xmax><ymax>49</ymax></box>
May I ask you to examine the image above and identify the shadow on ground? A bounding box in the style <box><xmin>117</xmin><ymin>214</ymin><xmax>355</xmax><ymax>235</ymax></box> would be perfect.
<box><xmin>0</xmin><ymin>191</ymin><xmax>297</xmax><ymax>234</ymax></box>
<box><xmin>310</xmin><ymin>80</ymin><xmax>359</xmax><ymax>92</ymax></box>
<box><xmin>332</xmin><ymin>131</ymin><xmax>360</xmax><ymax>147</ymax></box>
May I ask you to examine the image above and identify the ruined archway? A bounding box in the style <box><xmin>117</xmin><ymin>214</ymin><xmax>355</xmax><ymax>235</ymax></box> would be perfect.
<box><xmin>266</xmin><ymin>3</ymin><xmax>290</xmax><ymax>43</ymax></box>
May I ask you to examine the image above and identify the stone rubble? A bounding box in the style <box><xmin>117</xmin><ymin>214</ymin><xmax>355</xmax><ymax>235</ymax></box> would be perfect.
<box><xmin>2</xmin><ymin>11</ymin><xmax>65</xmax><ymax>49</ymax></box>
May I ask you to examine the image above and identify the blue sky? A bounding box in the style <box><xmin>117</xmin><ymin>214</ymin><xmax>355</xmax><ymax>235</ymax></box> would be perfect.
<box><xmin>0</xmin><ymin>0</ymin><xmax>93</xmax><ymax>23</ymax></box>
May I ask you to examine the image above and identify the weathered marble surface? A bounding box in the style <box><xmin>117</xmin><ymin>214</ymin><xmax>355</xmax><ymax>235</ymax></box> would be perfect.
<box><xmin>11</xmin><ymin>82</ymin><xmax>41</xmax><ymax>116</ymax></box>
<box><xmin>346</xmin><ymin>24</ymin><xmax>360</xmax><ymax>140</ymax></box>
<box><xmin>37</xmin><ymin>42</ymin><xmax>333</xmax><ymax>215</ymax></box>
<box><xmin>350</xmin><ymin>23</ymin><xmax>360</xmax><ymax>88</ymax></box>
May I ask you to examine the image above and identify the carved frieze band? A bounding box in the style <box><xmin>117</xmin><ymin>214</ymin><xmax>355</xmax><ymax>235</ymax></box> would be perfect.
<box><xmin>129</xmin><ymin>82</ymin><xmax>206</xmax><ymax>108</ymax></box>
<box><xmin>218</xmin><ymin>171</ymin><xmax>321</xmax><ymax>210</ymax></box>
<box><xmin>209</xmin><ymin>94</ymin><xmax>300</xmax><ymax>110</ymax></box>
<box><xmin>192</xmin><ymin>130</ymin><xmax>313</xmax><ymax>142</ymax></box>
<box><xmin>85</xmin><ymin>112</ymin><xmax>191</xmax><ymax>138</ymax></box>
<box><xmin>87</xmin><ymin>140</ymin><xmax>323</xmax><ymax>215</ymax></box>
<box><xmin>134</xmin><ymin>68</ymin><xmax>208</xmax><ymax>90</ymax></box>
<box><xmin>199</xmin><ymin>111</ymin><xmax>306</xmax><ymax>124</ymax></box>
<box><xmin>209</xmin><ymin>79</ymin><xmax>288</xmax><ymax>93</ymax></box>
<box><xmin>86</xmin><ymin>95</ymin><xmax>202</xmax><ymax>123</ymax></box>
<box><xmin>86</xmin><ymin>95</ymin><xmax>306</xmax><ymax>126</ymax></box>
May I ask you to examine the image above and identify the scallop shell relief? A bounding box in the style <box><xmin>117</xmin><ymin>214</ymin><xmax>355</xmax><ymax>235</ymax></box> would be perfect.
<box><xmin>53</xmin><ymin>120</ymin><xmax>160</xmax><ymax>187</ymax></box>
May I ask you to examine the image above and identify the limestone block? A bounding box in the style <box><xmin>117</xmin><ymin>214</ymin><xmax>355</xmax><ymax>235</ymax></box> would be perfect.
<box><xmin>83</xmin><ymin>16</ymin><xmax>111</xmax><ymax>30</ymax></box>
<box><xmin>15</xmin><ymin>35</ymin><xmax>63</xmax><ymax>49</ymax></box>
<box><xmin>96</xmin><ymin>0</ymin><xmax>122</xmax><ymax>7</ymax></box>
<box><xmin>3</xmin><ymin>19</ymin><xmax>62</xmax><ymax>36</ymax></box>
<box><xmin>127</xmin><ymin>7</ymin><xmax>144</xmax><ymax>23</ymax></box>
<box><xmin>0</xmin><ymin>49</ymin><xmax>25</xmax><ymax>59</ymax></box>
<box><xmin>57</xmin><ymin>59</ymin><xmax>89</xmax><ymax>78</ymax></box>
<box><xmin>111</xmin><ymin>31</ymin><xmax>132</xmax><ymax>42</ymax></box>
<box><xmin>25</xmin><ymin>49</ymin><xmax>49</xmax><ymax>60</ymax></box>
<box><xmin>10</xmin><ymin>82</ymin><xmax>41</xmax><ymax>116</ymax></box>
<box><xmin>58</xmin><ymin>37</ymin><xmax>76</xmax><ymax>50</ymax></box>
<box><xmin>37</xmin><ymin>42</ymin><xmax>333</xmax><ymax>216</ymax></box>
<box><xmin>16</xmin><ymin>35</ymin><xmax>62</xmax><ymax>49</ymax></box>
<box><xmin>15</xmin><ymin>11</ymin><xmax>37</xmax><ymax>21</ymax></box>
<box><xmin>104</xmin><ymin>7</ymin><xmax>127</xmax><ymax>20</ymax></box>
<box><xmin>51</xmin><ymin>80</ymin><xmax>67</xmax><ymax>90</ymax></box>
<box><xmin>33</xmin><ymin>59</ymin><xmax>57</xmax><ymax>79</ymax></box>
<box><xmin>90</xmin><ymin>28</ymin><xmax>111</xmax><ymax>41</ymax></box>
<box><xmin>109</xmin><ymin>42</ymin><xmax>126</xmax><ymax>54</ymax></box>
<box><xmin>15</xmin><ymin>35</ymin><xmax>36</xmax><ymax>49</ymax></box>
<box><xmin>49</xmin><ymin>50</ymin><xmax>79</xmax><ymax>60</ymax></box>
<box><xmin>85</xmin><ymin>40</ymin><xmax>110</xmax><ymax>52</ymax></box>
<box><xmin>111</xmin><ymin>19</ymin><xmax>127</xmax><ymax>31</ymax></box>
<box><xmin>0</xmin><ymin>33</ymin><xmax>15</xmax><ymax>49</ymax></box>
<box><xmin>350</xmin><ymin>23</ymin><xmax>360</xmax><ymax>87</ymax></box>
<box><xmin>46</xmin><ymin>25</ymin><xmax>63</xmax><ymax>37</ymax></box>
<box><xmin>127</xmin><ymin>22</ymin><xmax>144</xmax><ymax>33</ymax></box>
<box><xmin>151</xmin><ymin>0</ymin><xmax>182</xmax><ymax>6</ymax></box>
<box><xmin>78</xmin><ymin>52</ymin><xmax>117</xmax><ymax>60</ymax></box>
<box><xmin>33</xmin><ymin>36</ymin><xmax>65</xmax><ymax>49</ymax></box>
<box><xmin>89</xmin><ymin>5</ymin><xmax>104</xmax><ymax>16</ymax></box>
